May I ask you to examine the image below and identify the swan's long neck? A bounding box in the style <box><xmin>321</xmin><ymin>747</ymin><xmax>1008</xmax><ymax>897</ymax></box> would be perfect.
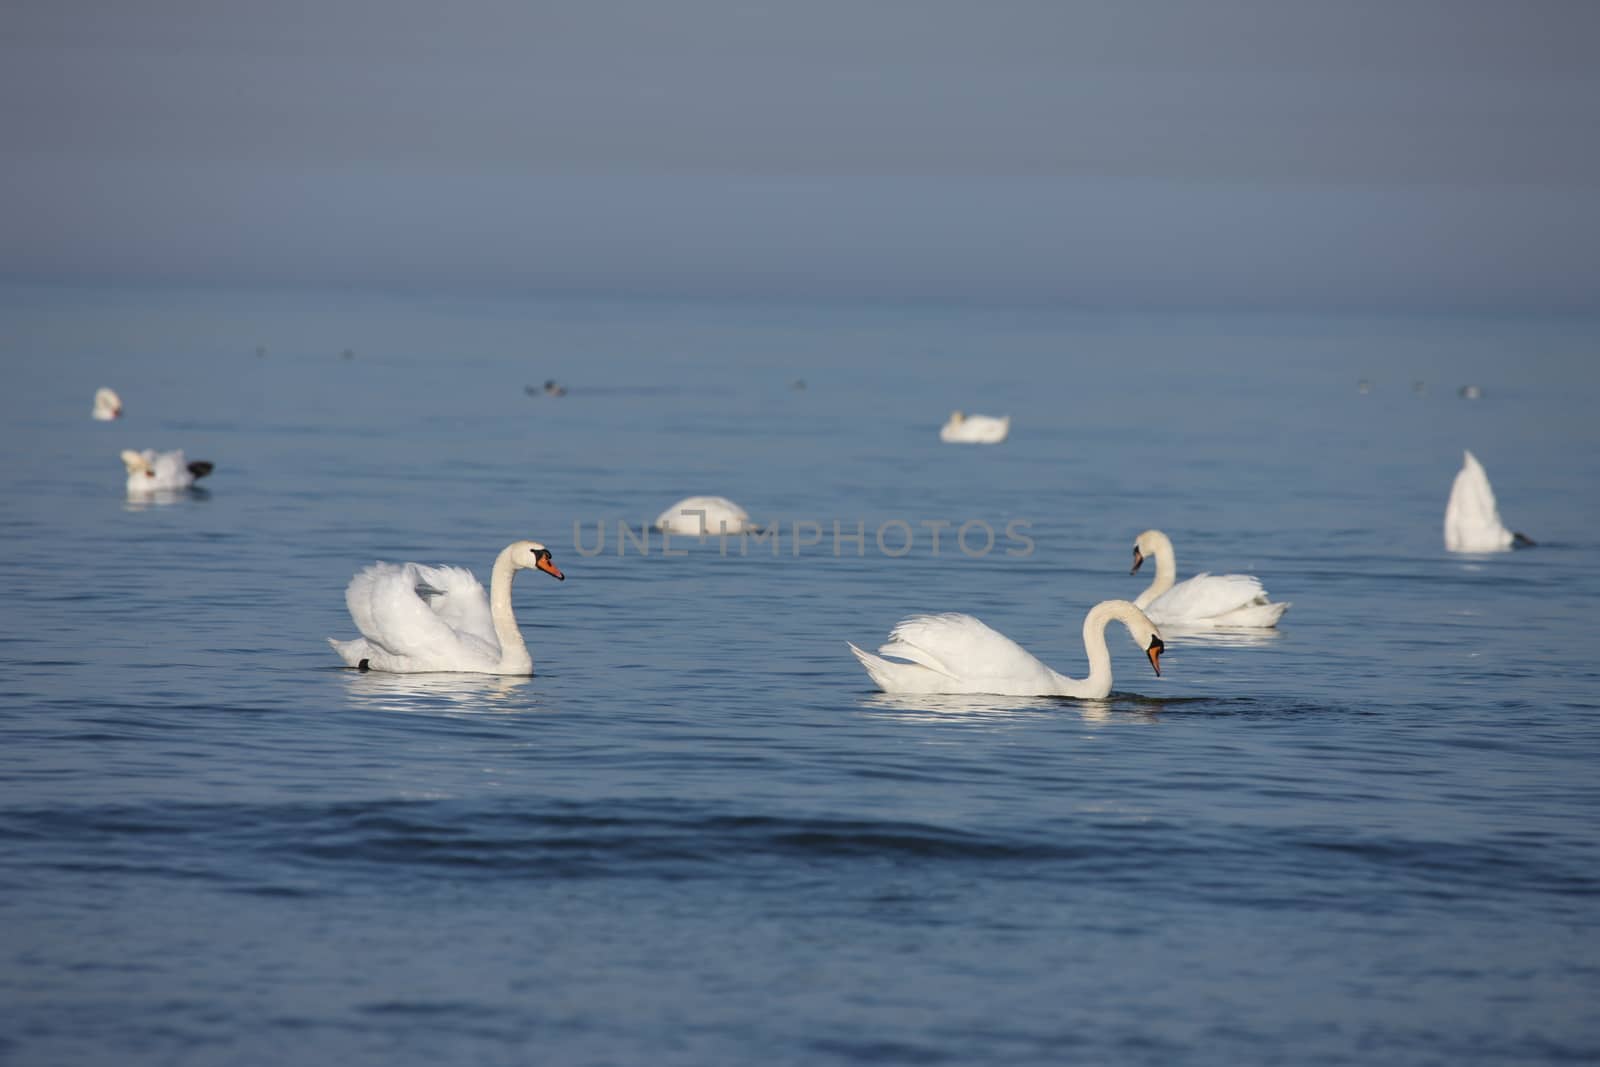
<box><xmin>1052</xmin><ymin>600</ymin><xmax>1152</xmax><ymax>699</ymax></box>
<box><xmin>488</xmin><ymin>546</ymin><xmax>533</xmax><ymax>674</ymax></box>
<box><xmin>1135</xmin><ymin>531</ymin><xmax>1177</xmax><ymax>610</ymax></box>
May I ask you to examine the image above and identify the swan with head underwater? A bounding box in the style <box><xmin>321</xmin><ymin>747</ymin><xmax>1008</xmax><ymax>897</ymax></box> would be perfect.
<box><xmin>121</xmin><ymin>449</ymin><xmax>214</xmax><ymax>494</ymax></box>
<box><xmin>849</xmin><ymin>600</ymin><xmax>1163</xmax><ymax>698</ymax></box>
<box><xmin>329</xmin><ymin>540</ymin><xmax>565</xmax><ymax>674</ymax></box>
<box><xmin>1129</xmin><ymin>529</ymin><xmax>1289</xmax><ymax>628</ymax></box>
<box><xmin>1444</xmin><ymin>450</ymin><xmax>1534</xmax><ymax>553</ymax></box>
<box><xmin>653</xmin><ymin>495</ymin><xmax>760</xmax><ymax>536</ymax></box>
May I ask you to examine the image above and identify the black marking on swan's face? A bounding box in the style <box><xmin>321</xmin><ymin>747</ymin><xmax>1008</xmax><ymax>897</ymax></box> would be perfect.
<box><xmin>527</xmin><ymin>544</ymin><xmax>565</xmax><ymax>581</ymax></box>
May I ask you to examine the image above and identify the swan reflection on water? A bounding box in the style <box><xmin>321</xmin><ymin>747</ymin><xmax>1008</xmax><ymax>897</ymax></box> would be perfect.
<box><xmin>860</xmin><ymin>691</ymin><xmax>1163</xmax><ymax>726</ymax></box>
<box><xmin>340</xmin><ymin>670</ymin><xmax>539</xmax><ymax>715</ymax></box>
<box><xmin>124</xmin><ymin>487</ymin><xmax>211</xmax><ymax>512</ymax></box>
<box><xmin>1154</xmin><ymin>624</ymin><xmax>1283</xmax><ymax>649</ymax></box>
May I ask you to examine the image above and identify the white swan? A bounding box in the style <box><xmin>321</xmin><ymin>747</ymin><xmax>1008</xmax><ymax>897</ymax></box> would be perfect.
<box><xmin>939</xmin><ymin>411</ymin><xmax>1010</xmax><ymax>444</ymax></box>
<box><xmin>93</xmin><ymin>388</ymin><xmax>122</xmax><ymax>421</ymax></box>
<box><xmin>121</xmin><ymin>449</ymin><xmax>214</xmax><ymax>494</ymax></box>
<box><xmin>1444</xmin><ymin>450</ymin><xmax>1532</xmax><ymax>552</ymax></box>
<box><xmin>1130</xmin><ymin>529</ymin><xmax>1289</xmax><ymax>628</ymax></box>
<box><xmin>653</xmin><ymin>495</ymin><xmax>759</xmax><ymax>535</ymax></box>
<box><xmin>848</xmin><ymin>600</ymin><xmax>1163</xmax><ymax>698</ymax></box>
<box><xmin>328</xmin><ymin>540</ymin><xmax>565</xmax><ymax>674</ymax></box>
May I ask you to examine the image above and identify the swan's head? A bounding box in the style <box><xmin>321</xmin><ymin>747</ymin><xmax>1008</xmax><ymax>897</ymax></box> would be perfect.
<box><xmin>1144</xmin><ymin>632</ymin><xmax>1164</xmax><ymax>676</ymax></box>
<box><xmin>120</xmin><ymin>449</ymin><xmax>155</xmax><ymax>478</ymax></box>
<box><xmin>94</xmin><ymin>388</ymin><xmax>122</xmax><ymax>420</ymax></box>
<box><xmin>1130</xmin><ymin>529</ymin><xmax>1165</xmax><ymax>574</ymax></box>
<box><xmin>946</xmin><ymin>411</ymin><xmax>964</xmax><ymax>424</ymax></box>
<box><xmin>1119</xmin><ymin>607</ymin><xmax>1165</xmax><ymax>676</ymax></box>
<box><xmin>511</xmin><ymin>540</ymin><xmax>564</xmax><ymax>581</ymax></box>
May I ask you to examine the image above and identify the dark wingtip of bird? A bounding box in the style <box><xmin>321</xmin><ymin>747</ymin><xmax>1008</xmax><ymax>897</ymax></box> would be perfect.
<box><xmin>187</xmin><ymin>461</ymin><xmax>215</xmax><ymax>480</ymax></box>
<box><xmin>1513</xmin><ymin>532</ymin><xmax>1536</xmax><ymax>548</ymax></box>
<box><xmin>357</xmin><ymin>658</ymin><xmax>370</xmax><ymax>672</ymax></box>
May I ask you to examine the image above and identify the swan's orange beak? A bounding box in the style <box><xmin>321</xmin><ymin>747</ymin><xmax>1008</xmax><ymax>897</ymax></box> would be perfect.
<box><xmin>1130</xmin><ymin>547</ymin><xmax>1145</xmax><ymax>575</ymax></box>
<box><xmin>1146</xmin><ymin>636</ymin><xmax>1163</xmax><ymax>676</ymax></box>
<box><xmin>537</xmin><ymin>556</ymin><xmax>565</xmax><ymax>581</ymax></box>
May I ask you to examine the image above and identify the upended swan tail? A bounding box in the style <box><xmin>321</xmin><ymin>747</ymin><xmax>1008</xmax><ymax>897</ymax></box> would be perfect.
<box><xmin>328</xmin><ymin>637</ymin><xmax>370</xmax><ymax>668</ymax></box>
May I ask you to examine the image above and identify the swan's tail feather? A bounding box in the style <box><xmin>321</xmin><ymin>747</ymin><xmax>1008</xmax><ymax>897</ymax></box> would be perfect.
<box><xmin>848</xmin><ymin>642</ymin><xmax>893</xmax><ymax>691</ymax></box>
<box><xmin>328</xmin><ymin>637</ymin><xmax>369</xmax><ymax>668</ymax></box>
<box><xmin>850</xmin><ymin>641</ymin><xmax>935</xmax><ymax>692</ymax></box>
<box><xmin>187</xmin><ymin>461</ymin><xmax>214</xmax><ymax>481</ymax></box>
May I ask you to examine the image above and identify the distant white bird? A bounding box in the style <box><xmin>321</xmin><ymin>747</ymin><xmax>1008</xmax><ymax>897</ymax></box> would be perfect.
<box><xmin>329</xmin><ymin>540</ymin><xmax>565</xmax><ymax>674</ymax></box>
<box><xmin>1444</xmin><ymin>450</ymin><xmax>1533</xmax><ymax>552</ymax></box>
<box><xmin>1459</xmin><ymin>385</ymin><xmax>1483</xmax><ymax>400</ymax></box>
<box><xmin>848</xmin><ymin>600</ymin><xmax>1163</xmax><ymax>698</ymax></box>
<box><xmin>939</xmin><ymin>411</ymin><xmax>1010</xmax><ymax>444</ymax></box>
<box><xmin>93</xmin><ymin>388</ymin><xmax>122</xmax><ymax>421</ymax></box>
<box><xmin>653</xmin><ymin>496</ymin><xmax>759</xmax><ymax>535</ymax></box>
<box><xmin>120</xmin><ymin>449</ymin><xmax>214</xmax><ymax>495</ymax></box>
<box><xmin>1130</xmin><ymin>529</ymin><xmax>1289</xmax><ymax>628</ymax></box>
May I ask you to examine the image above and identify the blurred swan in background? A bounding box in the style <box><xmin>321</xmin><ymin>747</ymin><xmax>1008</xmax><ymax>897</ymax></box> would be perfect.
<box><xmin>121</xmin><ymin>449</ymin><xmax>213</xmax><ymax>494</ymax></box>
<box><xmin>93</xmin><ymin>388</ymin><xmax>122</xmax><ymax>421</ymax></box>
<box><xmin>1444</xmin><ymin>450</ymin><xmax>1533</xmax><ymax>552</ymax></box>
<box><xmin>939</xmin><ymin>411</ymin><xmax>1010</xmax><ymax>444</ymax></box>
<box><xmin>848</xmin><ymin>600</ymin><xmax>1163</xmax><ymax>698</ymax></box>
<box><xmin>329</xmin><ymin>540</ymin><xmax>565</xmax><ymax>674</ymax></box>
<box><xmin>1130</xmin><ymin>529</ymin><xmax>1289</xmax><ymax>628</ymax></box>
<box><xmin>653</xmin><ymin>496</ymin><xmax>759</xmax><ymax>535</ymax></box>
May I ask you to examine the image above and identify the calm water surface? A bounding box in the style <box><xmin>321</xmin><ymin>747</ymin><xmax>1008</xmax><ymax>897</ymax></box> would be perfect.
<box><xmin>2</xmin><ymin>287</ymin><xmax>1599</xmax><ymax>1065</ymax></box>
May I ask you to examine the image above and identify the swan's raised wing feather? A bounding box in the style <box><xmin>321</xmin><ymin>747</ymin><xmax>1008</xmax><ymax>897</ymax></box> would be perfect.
<box><xmin>344</xmin><ymin>562</ymin><xmax>496</xmax><ymax>660</ymax></box>
<box><xmin>1147</xmin><ymin>572</ymin><xmax>1268</xmax><ymax>622</ymax></box>
<box><xmin>408</xmin><ymin>563</ymin><xmax>498</xmax><ymax>648</ymax></box>
<box><xmin>878</xmin><ymin>613</ymin><xmax>1060</xmax><ymax>690</ymax></box>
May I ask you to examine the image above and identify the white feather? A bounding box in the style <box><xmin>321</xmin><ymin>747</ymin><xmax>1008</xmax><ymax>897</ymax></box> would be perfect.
<box><xmin>1444</xmin><ymin>450</ymin><xmax>1516</xmax><ymax>553</ymax></box>
<box><xmin>653</xmin><ymin>496</ymin><xmax>758</xmax><ymax>535</ymax></box>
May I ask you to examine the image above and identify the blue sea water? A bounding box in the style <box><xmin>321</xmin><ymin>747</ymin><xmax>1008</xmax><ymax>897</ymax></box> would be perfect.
<box><xmin>2</xmin><ymin>286</ymin><xmax>1599</xmax><ymax>1065</ymax></box>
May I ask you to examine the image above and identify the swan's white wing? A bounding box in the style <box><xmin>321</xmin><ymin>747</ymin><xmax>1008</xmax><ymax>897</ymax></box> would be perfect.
<box><xmin>1146</xmin><ymin>572</ymin><xmax>1268</xmax><ymax>623</ymax></box>
<box><xmin>344</xmin><ymin>562</ymin><xmax>495</xmax><ymax>660</ymax></box>
<box><xmin>875</xmin><ymin>613</ymin><xmax>1061</xmax><ymax>692</ymax></box>
<box><xmin>408</xmin><ymin>563</ymin><xmax>498</xmax><ymax>649</ymax></box>
<box><xmin>1444</xmin><ymin>451</ymin><xmax>1513</xmax><ymax>552</ymax></box>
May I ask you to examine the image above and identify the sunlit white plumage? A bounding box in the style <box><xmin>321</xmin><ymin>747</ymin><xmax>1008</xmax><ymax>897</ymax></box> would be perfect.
<box><xmin>120</xmin><ymin>449</ymin><xmax>213</xmax><ymax>495</ymax></box>
<box><xmin>1131</xmin><ymin>529</ymin><xmax>1288</xmax><ymax>628</ymax></box>
<box><xmin>328</xmin><ymin>540</ymin><xmax>565</xmax><ymax>674</ymax></box>
<box><xmin>848</xmin><ymin>600</ymin><xmax>1163</xmax><ymax>698</ymax></box>
<box><xmin>939</xmin><ymin>411</ymin><xmax>1009</xmax><ymax>444</ymax></box>
<box><xmin>93</xmin><ymin>388</ymin><xmax>122</xmax><ymax>421</ymax></box>
<box><xmin>653</xmin><ymin>495</ymin><xmax>758</xmax><ymax>535</ymax></box>
<box><xmin>1444</xmin><ymin>450</ymin><xmax>1527</xmax><ymax>553</ymax></box>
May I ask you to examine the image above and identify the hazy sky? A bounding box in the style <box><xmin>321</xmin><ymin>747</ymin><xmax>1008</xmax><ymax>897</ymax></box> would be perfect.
<box><xmin>3</xmin><ymin>0</ymin><xmax>1597</xmax><ymax>311</ymax></box>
